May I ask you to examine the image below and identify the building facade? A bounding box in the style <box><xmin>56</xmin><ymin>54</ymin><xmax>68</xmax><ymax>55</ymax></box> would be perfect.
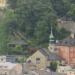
<box><xmin>0</xmin><ymin>56</ymin><xmax>16</xmax><ymax>63</ymax></box>
<box><xmin>0</xmin><ymin>62</ymin><xmax>22</xmax><ymax>75</ymax></box>
<box><xmin>26</xmin><ymin>48</ymin><xmax>60</xmax><ymax>70</ymax></box>
<box><xmin>26</xmin><ymin>49</ymin><xmax>48</xmax><ymax>70</ymax></box>
<box><xmin>56</xmin><ymin>33</ymin><xmax>75</xmax><ymax>66</ymax></box>
<box><xmin>0</xmin><ymin>0</ymin><xmax>6</xmax><ymax>8</ymax></box>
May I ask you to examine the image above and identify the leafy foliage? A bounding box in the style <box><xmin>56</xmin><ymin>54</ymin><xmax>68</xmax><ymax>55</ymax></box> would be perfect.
<box><xmin>0</xmin><ymin>0</ymin><xmax>73</xmax><ymax>54</ymax></box>
<box><xmin>49</xmin><ymin>61</ymin><xmax>58</xmax><ymax>72</ymax></box>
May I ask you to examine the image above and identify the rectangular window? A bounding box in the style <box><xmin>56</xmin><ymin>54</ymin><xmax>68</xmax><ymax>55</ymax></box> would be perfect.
<box><xmin>36</xmin><ymin>58</ymin><xmax>40</xmax><ymax>64</ymax></box>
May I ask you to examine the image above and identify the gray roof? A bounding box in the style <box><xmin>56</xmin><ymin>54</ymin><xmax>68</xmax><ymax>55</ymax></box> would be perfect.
<box><xmin>39</xmin><ymin>48</ymin><xmax>61</xmax><ymax>61</ymax></box>
<box><xmin>48</xmin><ymin>53</ymin><xmax>61</xmax><ymax>61</ymax></box>
<box><xmin>8</xmin><ymin>40</ymin><xmax>27</xmax><ymax>45</ymax></box>
<box><xmin>39</xmin><ymin>48</ymin><xmax>49</xmax><ymax>56</ymax></box>
<box><xmin>56</xmin><ymin>38</ymin><xmax>75</xmax><ymax>46</ymax></box>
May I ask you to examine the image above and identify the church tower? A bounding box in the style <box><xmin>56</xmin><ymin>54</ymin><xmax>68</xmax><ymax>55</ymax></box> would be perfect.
<box><xmin>48</xmin><ymin>26</ymin><xmax>56</xmax><ymax>53</ymax></box>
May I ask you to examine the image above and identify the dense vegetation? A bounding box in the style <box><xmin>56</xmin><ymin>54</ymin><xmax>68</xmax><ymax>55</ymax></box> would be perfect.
<box><xmin>49</xmin><ymin>61</ymin><xmax>58</xmax><ymax>72</ymax></box>
<box><xmin>0</xmin><ymin>0</ymin><xmax>75</xmax><ymax>54</ymax></box>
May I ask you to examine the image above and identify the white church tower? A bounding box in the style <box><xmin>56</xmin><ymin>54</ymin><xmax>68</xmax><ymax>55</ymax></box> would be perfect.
<box><xmin>48</xmin><ymin>26</ymin><xmax>56</xmax><ymax>53</ymax></box>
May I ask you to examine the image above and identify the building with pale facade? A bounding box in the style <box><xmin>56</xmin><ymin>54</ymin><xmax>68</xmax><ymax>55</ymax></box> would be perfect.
<box><xmin>0</xmin><ymin>62</ymin><xmax>22</xmax><ymax>75</ymax></box>
<box><xmin>26</xmin><ymin>48</ymin><xmax>61</xmax><ymax>70</ymax></box>
<box><xmin>57</xmin><ymin>65</ymin><xmax>75</xmax><ymax>75</ymax></box>
<box><xmin>57</xmin><ymin>65</ymin><xmax>72</xmax><ymax>73</ymax></box>
<box><xmin>66</xmin><ymin>69</ymin><xmax>75</xmax><ymax>75</ymax></box>
<box><xmin>0</xmin><ymin>0</ymin><xmax>7</xmax><ymax>8</ymax></box>
<box><xmin>0</xmin><ymin>56</ymin><xmax>16</xmax><ymax>63</ymax></box>
<box><xmin>0</xmin><ymin>56</ymin><xmax>22</xmax><ymax>75</ymax></box>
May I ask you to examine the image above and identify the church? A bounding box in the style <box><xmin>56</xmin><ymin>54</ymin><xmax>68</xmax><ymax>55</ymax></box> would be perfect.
<box><xmin>48</xmin><ymin>27</ymin><xmax>75</xmax><ymax>66</ymax></box>
<box><xmin>26</xmin><ymin>26</ymin><xmax>61</xmax><ymax>70</ymax></box>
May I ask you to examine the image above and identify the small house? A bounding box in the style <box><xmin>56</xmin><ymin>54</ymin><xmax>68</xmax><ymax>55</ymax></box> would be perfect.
<box><xmin>26</xmin><ymin>48</ymin><xmax>61</xmax><ymax>70</ymax></box>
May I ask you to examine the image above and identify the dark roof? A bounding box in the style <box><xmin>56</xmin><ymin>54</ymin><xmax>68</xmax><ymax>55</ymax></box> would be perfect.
<box><xmin>39</xmin><ymin>48</ymin><xmax>61</xmax><ymax>61</ymax></box>
<box><xmin>56</xmin><ymin>38</ymin><xmax>75</xmax><ymax>46</ymax></box>
<box><xmin>39</xmin><ymin>48</ymin><xmax>49</xmax><ymax>56</ymax></box>
<box><xmin>48</xmin><ymin>53</ymin><xmax>61</xmax><ymax>61</ymax></box>
<box><xmin>8</xmin><ymin>40</ymin><xmax>27</xmax><ymax>45</ymax></box>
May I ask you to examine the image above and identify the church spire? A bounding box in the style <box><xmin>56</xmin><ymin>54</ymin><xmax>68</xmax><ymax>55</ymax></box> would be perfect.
<box><xmin>50</xmin><ymin>26</ymin><xmax>54</xmax><ymax>39</ymax></box>
<box><xmin>49</xmin><ymin>26</ymin><xmax>55</xmax><ymax>44</ymax></box>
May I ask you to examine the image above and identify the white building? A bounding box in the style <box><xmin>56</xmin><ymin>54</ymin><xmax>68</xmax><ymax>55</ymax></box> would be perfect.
<box><xmin>57</xmin><ymin>65</ymin><xmax>75</xmax><ymax>75</ymax></box>
<box><xmin>0</xmin><ymin>56</ymin><xmax>16</xmax><ymax>63</ymax></box>
<box><xmin>57</xmin><ymin>65</ymin><xmax>72</xmax><ymax>73</ymax></box>
<box><xmin>66</xmin><ymin>69</ymin><xmax>75</xmax><ymax>75</ymax></box>
<box><xmin>0</xmin><ymin>56</ymin><xmax>22</xmax><ymax>75</ymax></box>
<box><xmin>0</xmin><ymin>62</ymin><xmax>22</xmax><ymax>75</ymax></box>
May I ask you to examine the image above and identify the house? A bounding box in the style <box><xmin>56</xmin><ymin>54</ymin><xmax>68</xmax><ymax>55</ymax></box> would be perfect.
<box><xmin>57</xmin><ymin>65</ymin><xmax>72</xmax><ymax>73</ymax></box>
<box><xmin>48</xmin><ymin>26</ymin><xmax>75</xmax><ymax>66</ymax></box>
<box><xmin>0</xmin><ymin>62</ymin><xmax>22</xmax><ymax>75</ymax></box>
<box><xmin>56</xmin><ymin>33</ymin><xmax>75</xmax><ymax>66</ymax></box>
<box><xmin>8</xmin><ymin>40</ymin><xmax>28</xmax><ymax>47</ymax></box>
<box><xmin>57</xmin><ymin>65</ymin><xmax>75</xmax><ymax>75</ymax></box>
<box><xmin>0</xmin><ymin>55</ymin><xmax>16</xmax><ymax>63</ymax></box>
<box><xmin>66</xmin><ymin>69</ymin><xmax>75</xmax><ymax>75</ymax></box>
<box><xmin>8</xmin><ymin>40</ymin><xmax>28</xmax><ymax>54</ymax></box>
<box><xmin>26</xmin><ymin>48</ymin><xmax>61</xmax><ymax>70</ymax></box>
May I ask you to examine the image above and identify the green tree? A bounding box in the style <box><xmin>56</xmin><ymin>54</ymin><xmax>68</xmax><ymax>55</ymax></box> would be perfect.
<box><xmin>49</xmin><ymin>61</ymin><xmax>58</xmax><ymax>72</ymax></box>
<box><xmin>4</xmin><ymin>0</ymin><xmax>71</xmax><ymax>52</ymax></box>
<box><xmin>15</xmin><ymin>0</ymin><xmax>57</xmax><ymax>47</ymax></box>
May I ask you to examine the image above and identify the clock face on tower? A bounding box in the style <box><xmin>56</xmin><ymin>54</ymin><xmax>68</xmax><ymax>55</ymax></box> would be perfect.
<box><xmin>48</xmin><ymin>45</ymin><xmax>55</xmax><ymax>52</ymax></box>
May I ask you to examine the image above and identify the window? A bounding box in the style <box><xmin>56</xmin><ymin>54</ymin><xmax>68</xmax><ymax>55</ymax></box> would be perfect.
<box><xmin>1</xmin><ymin>58</ymin><xmax>3</xmax><ymax>61</ymax></box>
<box><xmin>70</xmin><ymin>72</ymin><xmax>71</xmax><ymax>74</ymax></box>
<box><xmin>62</xmin><ymin>70</ymin><xmax>64</xmax><ymax>72</ymax></box>
<box><xmin>4</xmin><ymin>66</ymin><xmax>7</xmax><ymax>68</ymax></box>
<box><xmin>36</xmin><ymin>58</ymin><xmax>40</xmax><ymax>60</ymax></box>
<box><xmin>4</xmin><ymin>72</ymin><xmax>7</xmax><ymax>75</ymax></box>
<box><xmin>36</xmin><ymin>58</ymin><xmax>40</xmax><ymax>64</ymax></box>
<box><xmin>0</xmin><ymin>66</ymin><xmax>2</xmax><ymax>68</ymax></box>
<box><xmin>27</xmin><ymin>60</ymin><xmax>32</xmax><ymax>64</ymax></box>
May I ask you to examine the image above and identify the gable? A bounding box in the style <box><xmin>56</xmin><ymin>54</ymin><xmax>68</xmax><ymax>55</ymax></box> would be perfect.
<box><xmin>31</xmin><ymin>50</ymin><xmax>46</xmax><ymax>58</ymax></box>
<box><xmin>27</xmin><ymin>50</ymin><xmax>47</xmax><ymax>61</ymax></box>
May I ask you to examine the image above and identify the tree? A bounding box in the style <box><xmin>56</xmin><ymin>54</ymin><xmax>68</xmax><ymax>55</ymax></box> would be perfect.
<box><xmin>49</xmin><ymin>61</ymin><xmax>58</xmax><ymax>72</ymax></box>
<box><xmin>7</xmin><ymin>0</ymin><xmax>17</xmax><ymax>9</ymax></box>
<box><xmin>0</xmin><ymin>0</ymin><xmax>71</xmax><ymax>54</ymax></box>
<box><xmin>15</xmin><ymin>0</ymin><xmax>57</xmax><ymax>47</ymax></box>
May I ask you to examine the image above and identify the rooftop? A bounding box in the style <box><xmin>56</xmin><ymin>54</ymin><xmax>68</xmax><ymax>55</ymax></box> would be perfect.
<box><xmin>56</xmin><ymin>38</ymin><xmax>75</xmax><ymax>46</ymax></box>
<box><xmin>0</xmin><ymin>62</ymin><xmax>16</xmax><ymax>70</ymax></box>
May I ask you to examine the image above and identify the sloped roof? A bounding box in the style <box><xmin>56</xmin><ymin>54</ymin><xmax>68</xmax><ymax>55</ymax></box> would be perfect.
<box><xmin>8</xmin><ymin>40</ymin><xmax>27</xmax><ymax>45</ymax></box>
<box><xmin>56</xmin><ymin>38</ymin><xmax>75</xmax><ymax>46</ymax></box>
<box><xmin>48</xmin><ymin>53</ymin><xmax>61</xmax><ymax>61</ymax></box>
<box><xmin>39</xmin><ymin>48</ymin><xmax>61</xmax><ymax>61</ymax></box>
<box><xmin>39</xmin><ymin>48</ymin><xmax>49</xmax><ymax>56</ymax></box>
